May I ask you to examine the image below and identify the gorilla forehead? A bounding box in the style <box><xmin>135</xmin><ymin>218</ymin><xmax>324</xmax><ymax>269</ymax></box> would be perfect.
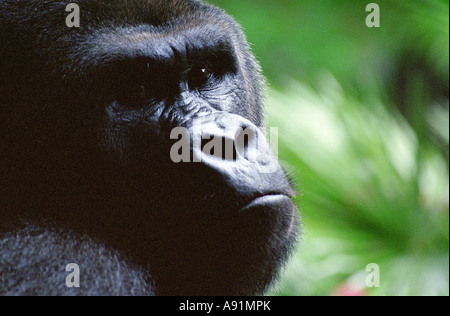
<box><xmin>1</xmin><ymin>0</ymin><xmax>206</xmax><ymax>22</ymax></box>
<box><xmin>0</xmin><ymin>0</ymin><xmax>232</xmax><ymax>34</ymax></box>
<box><xmin>80</xmin><ymin>23</ymin><xmax>236</xmax><ymax>71</ymax></box>
<box><xmin>0</xmin><ymin>0</ymin><xmax>249</xmax><ymax>88</ymax></box>
<box><xmin>1</xmin><ymin>0</ymin><xmax>240</xmax><ymax>60</ymax></box>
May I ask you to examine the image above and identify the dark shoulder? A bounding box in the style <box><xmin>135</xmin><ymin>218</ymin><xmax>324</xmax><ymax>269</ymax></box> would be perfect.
<box><xmin>0</xmin><ymin>225</ymin><xmax>155</xmax><ymax>296</ymax></box>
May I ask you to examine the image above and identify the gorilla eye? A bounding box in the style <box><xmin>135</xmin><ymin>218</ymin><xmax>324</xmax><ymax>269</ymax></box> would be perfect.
<box><xmin>137</xmin><ymin>84</ymin><xmax>146</xmax><ymax>99</ymax></box>
<box><xmin>188</xmin><ymin>65</ymin><xmax>213</xmax><ymax>89</ymax></box>
<box><xmin>115</xmin><ymin>82</ymin><xmax>147</xmax><ymax>109</ymax></box>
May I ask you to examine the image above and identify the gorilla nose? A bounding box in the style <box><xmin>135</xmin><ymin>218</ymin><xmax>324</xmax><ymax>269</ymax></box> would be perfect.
<box><xmin>187</xmin><ymin>113</ymin><xmax>294</xmax><ymax>202</ymax></box>
<box><xmin>196</xmin><ymin>115</ymin><xmax>259</xmax><ymax>163</ymax></box>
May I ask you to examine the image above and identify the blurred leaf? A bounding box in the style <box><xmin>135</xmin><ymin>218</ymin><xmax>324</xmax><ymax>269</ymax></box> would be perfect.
<box><xmin>267</xmin><ymin>77</ymin><xmax>449</xmax><ymax>296</ymax></box>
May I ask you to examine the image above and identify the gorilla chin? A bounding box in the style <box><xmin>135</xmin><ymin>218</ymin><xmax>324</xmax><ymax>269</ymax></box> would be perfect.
<box><xmin>0</xmin><ymin>0</ymin><xmax>300</xmax><ymax>296</ymax></box>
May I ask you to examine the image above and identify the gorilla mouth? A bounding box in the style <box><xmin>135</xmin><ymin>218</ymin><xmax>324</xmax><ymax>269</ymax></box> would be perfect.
<box><xmin>242</xmin><ymin>194</ymin><xmax>298</xmax><ymax>238</ymax></box>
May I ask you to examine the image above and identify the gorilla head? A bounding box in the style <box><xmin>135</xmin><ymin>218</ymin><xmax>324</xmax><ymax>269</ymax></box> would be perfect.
<box><xmin>0</xmin><ymin>0</ymin><xmax>299</xmax><ymax>296</ymax></box>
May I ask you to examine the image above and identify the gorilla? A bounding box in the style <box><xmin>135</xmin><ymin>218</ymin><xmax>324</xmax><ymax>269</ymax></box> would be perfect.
<box><xmin>0</xmin><ymin>0</ymin><xmax>299</xmax><ymax>296</ymax></box>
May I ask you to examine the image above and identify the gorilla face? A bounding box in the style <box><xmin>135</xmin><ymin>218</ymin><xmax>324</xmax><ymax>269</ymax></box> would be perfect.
<box><xmin>0</xmin><ymin>0</ymin><xmax>299</xmax><ymax>296</ymax></box>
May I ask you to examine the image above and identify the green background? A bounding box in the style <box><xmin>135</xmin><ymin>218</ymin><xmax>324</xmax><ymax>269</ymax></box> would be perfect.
<box><xmin>206</xmin><ymin>0</ymin><xmax>449</xmax><ymax>296</ymax></box>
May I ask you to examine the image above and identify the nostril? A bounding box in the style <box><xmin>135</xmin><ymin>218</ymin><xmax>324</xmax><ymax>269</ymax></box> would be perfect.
<box><xmin>201</xmin><ymin>136</ymin><xmax>237</xmax><ymax>161</ymax></box>
<box><xmin>191</xmin><ymin>115</ymin><xmax>266</xmax><ymax>164</ymax></box>
<box><xmin>199</xmin><ymin>127</ymin><xmax>259</xmax><ymax>162</ymax></box>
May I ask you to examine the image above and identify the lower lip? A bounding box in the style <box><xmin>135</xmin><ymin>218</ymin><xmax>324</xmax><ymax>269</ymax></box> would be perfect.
<box><xmin>241</xmin><ymin>195</ymin><xmax>297</xmax><ymax>237</ymax></box>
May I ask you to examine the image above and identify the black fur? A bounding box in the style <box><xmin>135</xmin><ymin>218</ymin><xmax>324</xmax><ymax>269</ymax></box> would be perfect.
<box><xmin>0</xmin><ymin>0</ymin><xmax>298</xmax><ymax>296</ymax></box>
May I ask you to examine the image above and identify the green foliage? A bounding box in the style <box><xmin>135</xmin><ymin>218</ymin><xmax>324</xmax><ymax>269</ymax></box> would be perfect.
<box><xmin>267</xmin><ymin>77</ymin><xmax>449</xmax><ymax>296</ymax></box>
